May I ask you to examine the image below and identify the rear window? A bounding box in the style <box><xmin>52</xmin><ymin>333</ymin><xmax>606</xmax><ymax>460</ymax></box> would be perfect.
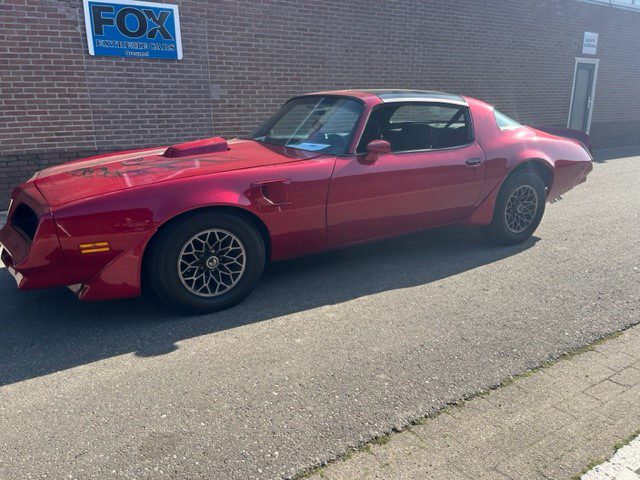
<box><xmin>494</xmin><ymin>109</ymin><xmax>523</xmax><ymax>130</ymax></box>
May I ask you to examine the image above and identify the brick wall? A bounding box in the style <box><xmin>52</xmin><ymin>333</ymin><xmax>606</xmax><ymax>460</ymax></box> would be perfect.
<box><xmin>1</xmin><ymin>0</ymin><xmax>639</xmax><ymax>205</ymax></box>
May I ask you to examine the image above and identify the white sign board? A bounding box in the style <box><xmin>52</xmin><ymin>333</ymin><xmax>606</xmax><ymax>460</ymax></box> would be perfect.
<box><xmin>583</xmin><ymin>32</ymin><xmax>598</xmax><ymax>55</ymax></box>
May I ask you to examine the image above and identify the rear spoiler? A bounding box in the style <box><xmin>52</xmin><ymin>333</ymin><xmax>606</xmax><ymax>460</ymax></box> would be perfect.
<box><xmin>534</xmin><ymin>126</ymin><xmax>593</xmax><ymax>153</ymax></box>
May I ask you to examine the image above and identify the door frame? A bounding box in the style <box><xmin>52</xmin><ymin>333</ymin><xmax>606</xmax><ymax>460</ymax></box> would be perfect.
<box><xmin>567</xmin><ymin>57</ymin><xmax>599</xmax><ymax>134</ymax></box>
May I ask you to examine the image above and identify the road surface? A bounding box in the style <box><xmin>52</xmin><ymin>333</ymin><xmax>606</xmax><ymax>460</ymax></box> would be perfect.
<box><xmin>1</xmin><ymin>153</ymin><xmax>638</xmax><ymax>479</ymax></box>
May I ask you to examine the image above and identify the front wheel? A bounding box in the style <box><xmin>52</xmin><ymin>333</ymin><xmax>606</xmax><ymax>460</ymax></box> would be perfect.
<box><xmin>480</xmin><ymin>172</ymin><xmax>546</xmax><ymax>245</ymax></box>
<box><xmin>146</xmin><ymin>212</ymin><xmax>266</xmax><ymax>313</ymax></box>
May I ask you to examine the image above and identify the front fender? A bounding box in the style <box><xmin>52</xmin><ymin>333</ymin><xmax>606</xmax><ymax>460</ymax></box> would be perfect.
<box><xmin>52</xmin><ymin>158</ymin><xmax>335</xmax><ymax>300</ymax></box>
<box><xmin>52</xmin><ymin>174</ymin><xmax>262</xmax><ymax>300</ymax></box>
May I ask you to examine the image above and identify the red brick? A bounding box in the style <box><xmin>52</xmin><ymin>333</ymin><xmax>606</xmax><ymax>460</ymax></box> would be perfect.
<box><xmin>0</xmin><ymin>0</ymin><xmax>639</xmax><ymax>205</ymax></box>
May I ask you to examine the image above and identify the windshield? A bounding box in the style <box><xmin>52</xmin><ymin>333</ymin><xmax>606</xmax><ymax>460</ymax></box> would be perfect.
<box><xmin>249</xmin><ymin>96</ymin><xmax>363</xmax><ymax>155</ymax></box>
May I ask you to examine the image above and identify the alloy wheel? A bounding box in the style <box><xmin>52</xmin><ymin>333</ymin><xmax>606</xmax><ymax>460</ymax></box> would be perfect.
<box><xmin>504</xmin><ymin>184</ymin><xmax>539</xmax><ymax>233</ymax></box>
<box><xmin>177</xmin><ymin>229</ymin><xmax>246</xmax><ymax>297</ymax></box>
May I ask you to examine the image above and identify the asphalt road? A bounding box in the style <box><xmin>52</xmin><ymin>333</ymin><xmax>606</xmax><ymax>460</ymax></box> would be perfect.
<box><xmin>1</xmin><ymin>153</ymin><xmax>639</xmax><ymax>479</ymax></box>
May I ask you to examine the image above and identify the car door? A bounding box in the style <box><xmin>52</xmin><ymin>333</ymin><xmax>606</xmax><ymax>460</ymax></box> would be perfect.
<box><xmin>326</xmin><ymin>102</ymin><xmax>486</xmax><ymax>247</ymax></box>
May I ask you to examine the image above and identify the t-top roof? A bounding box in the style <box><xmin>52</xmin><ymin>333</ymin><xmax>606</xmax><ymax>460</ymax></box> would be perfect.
<box><xmin>300</xmin><ymin>89</ymin><xmax>468</xmax><ymax>106</ymax></box>
<box><xmin>358</xmin><ymin>89</ymin><xmax>467</xmax><ymax>105</ymax></box>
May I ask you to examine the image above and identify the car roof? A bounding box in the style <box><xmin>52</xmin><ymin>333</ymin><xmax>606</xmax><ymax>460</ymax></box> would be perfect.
<box><xmin>359</xmin><ymin>89</ymin><xmax>467</xmax><ymax>105</ymax></box>
<box><xmin>306</xmin><ymin>89</ymin><xmax>468</xmax><ymax>106</ymax></box>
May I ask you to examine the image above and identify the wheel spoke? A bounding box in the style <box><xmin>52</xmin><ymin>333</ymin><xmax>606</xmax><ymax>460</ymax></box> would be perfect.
<box><xmin>504</xmin><ymin>185</ymin><xmax>539</xmax><ymax>234</ymax></box>
<box><xmin>177</xmin><ymin>228</ymin><xmax>247</xmax><ymax>298</ymax></box>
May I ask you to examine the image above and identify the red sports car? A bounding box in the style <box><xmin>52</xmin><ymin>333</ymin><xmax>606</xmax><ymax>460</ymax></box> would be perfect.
<box><xmin>0</xmin><ymin>90</ymin><xmax>593</xmax><ymax>312</ymax></box>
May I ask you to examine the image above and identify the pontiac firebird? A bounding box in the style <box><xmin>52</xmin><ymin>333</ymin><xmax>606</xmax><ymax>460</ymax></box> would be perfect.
<box><xmin>0</xmin><ymin>90</ymin><xmax>593</xmax><ymax>312</ymax></box>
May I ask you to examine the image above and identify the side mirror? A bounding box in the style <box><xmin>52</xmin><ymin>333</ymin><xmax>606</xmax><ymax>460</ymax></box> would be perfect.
<box><xmin>364</xmin><ymin>139</ymin><xmax>391</xmax><ymax>163</ymax></box>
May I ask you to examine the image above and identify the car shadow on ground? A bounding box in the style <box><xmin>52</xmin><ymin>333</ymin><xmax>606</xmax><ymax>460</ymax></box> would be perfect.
<box><xmin>593</xmin><ymin>145</ymin><xmax>640</xmax><ymax>163</ymax></box>
<box><xmin>0</xmin><ymin>226</ymin><xmax>539</xmax><ymax>387</ymax></box>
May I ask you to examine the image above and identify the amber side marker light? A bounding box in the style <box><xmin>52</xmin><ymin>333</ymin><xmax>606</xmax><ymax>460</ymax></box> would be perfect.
<box><xmin>78</xmin><ymin>242</ymin><xmax>111</xmax><ymax>254</ymax></box>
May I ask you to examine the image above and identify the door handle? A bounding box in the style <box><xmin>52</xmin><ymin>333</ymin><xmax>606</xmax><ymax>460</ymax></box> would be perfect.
<box><xmin>465</xmin><ymin>158</ymin><xmax>482</xmax><ymax>166</ymax></box>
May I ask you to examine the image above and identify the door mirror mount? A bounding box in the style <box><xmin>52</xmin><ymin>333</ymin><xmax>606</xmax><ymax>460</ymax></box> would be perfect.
<box><xmin>364</xmin><ymin>139</ymin><xmax>391</xmax><ymax>162</ymax></box>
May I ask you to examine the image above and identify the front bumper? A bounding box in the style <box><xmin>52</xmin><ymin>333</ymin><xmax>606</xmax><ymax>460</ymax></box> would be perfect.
<box><xmin>1</xmin><ymin>181</ymin><xmax>148</xmax><ymax>301</ymax></box>
<box><xmin>0</xmin><ymin>182</ymin><xmax>67</xmax><ymax>290</ymax></box>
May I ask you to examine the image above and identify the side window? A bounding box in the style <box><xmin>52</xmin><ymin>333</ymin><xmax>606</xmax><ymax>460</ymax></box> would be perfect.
<box><xmin>494</xmin><ymin>109</ymin><xmax>523</xmax><ymax>130</ymax></box>
<box><xmin>357</xmin><ymin>103</ymin><xmax>473</xmax><ymax>153</ymax></box>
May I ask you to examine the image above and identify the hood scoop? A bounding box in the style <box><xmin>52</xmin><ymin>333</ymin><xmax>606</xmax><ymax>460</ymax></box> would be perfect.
<box><xmin>163</xmin><ymin>137</ymin><xmax>229</xmax><ymax>158</ymax></box>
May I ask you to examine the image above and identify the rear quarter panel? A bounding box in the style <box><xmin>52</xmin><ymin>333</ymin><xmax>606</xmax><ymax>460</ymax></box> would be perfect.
<box><xmin>464</xmin><ymin>97</ymin><xmax>592</xmax><ymax>225</ymax></box>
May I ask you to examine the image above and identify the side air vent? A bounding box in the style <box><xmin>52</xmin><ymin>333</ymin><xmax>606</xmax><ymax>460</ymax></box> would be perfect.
<box><xmin>11</xmin><ymin>203</ymin><xmax>39</xmax><ymax>241</ymax></box>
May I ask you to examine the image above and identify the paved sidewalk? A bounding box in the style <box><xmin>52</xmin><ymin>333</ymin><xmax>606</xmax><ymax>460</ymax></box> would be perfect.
<box><xmin>306</xmin><ymin>325</ymin><xmax>640</xmax><ymax>480</ymax></box>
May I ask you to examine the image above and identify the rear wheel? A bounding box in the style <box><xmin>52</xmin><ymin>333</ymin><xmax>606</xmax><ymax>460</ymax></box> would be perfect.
<box><xmin>481</xmin><ymin>172</ymin><xmax>546</xmax><ymax>245</ymax></box>
<box><xmin>146</xmin><ymin>212</ymin><xmax>265</xmax><ymax>313</ymax></box>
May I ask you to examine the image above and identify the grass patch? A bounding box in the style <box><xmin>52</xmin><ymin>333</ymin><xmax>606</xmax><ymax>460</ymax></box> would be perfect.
<box><xmin>357</xmin><ymin>443</ymin><xmax>371</xmax><ymax>454</ymax></box>
<box><xmin>301</xmin><ymin>466</ymin><xmax>326</xmax><ymax>479</ymax></box>
<box><xmin>613</xmin><ymin>429</ymin><xmax>640</xmax><ymax>451</ymax></box>
<box><xmin>372</xmin><ymin>434</ymin><xmax>392</xmax><ymax>446</ymax></box>
<box><xmin>341</xmin><ymin>450</ymin><xmax>353</xmax><ymax>461</ymax></box>
<box><xmin>559</xmin><ymin>331</ymin><xmax>622</xmax><ymax>362</ymax></box>
<box><xmin>572</xmin><ymin>429</ymin><xmax>640</xmax><ymax>479</ymax></box>
<box><xmin>572</xmin><ymin>458</ymin><xmax>605</xmax><ymax>480</ymax></box>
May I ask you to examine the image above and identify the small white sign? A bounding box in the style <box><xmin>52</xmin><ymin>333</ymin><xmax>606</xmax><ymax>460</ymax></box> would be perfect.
<box><xmin>583</xmin><ymin>32</ymin><xmax>598</xmax><ymax>55</ymax></box>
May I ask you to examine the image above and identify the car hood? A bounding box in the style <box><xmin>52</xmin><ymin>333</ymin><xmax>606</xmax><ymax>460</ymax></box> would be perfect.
<box><xmin>34</xmin><ymin>138</ymin><xmax>322</xmax><ymax>206</ymax></box>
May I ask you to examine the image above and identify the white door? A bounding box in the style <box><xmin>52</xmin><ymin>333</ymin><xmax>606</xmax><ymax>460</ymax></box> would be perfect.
<box><xmin>568</xmin><ymin>59</ymin><xmax>599</xmax><ymax>133</ymax></box>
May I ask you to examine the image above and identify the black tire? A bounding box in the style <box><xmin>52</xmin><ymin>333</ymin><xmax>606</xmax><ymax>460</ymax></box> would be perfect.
<box><xmin>480</xmin><ymin>171</ymin><xmax>546</xmax><ymax>245</ymax></box>
<box><xmin>146</xmin><ymin>212</ymin><xmax>266</xmax><ymax>313</ymax></box>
